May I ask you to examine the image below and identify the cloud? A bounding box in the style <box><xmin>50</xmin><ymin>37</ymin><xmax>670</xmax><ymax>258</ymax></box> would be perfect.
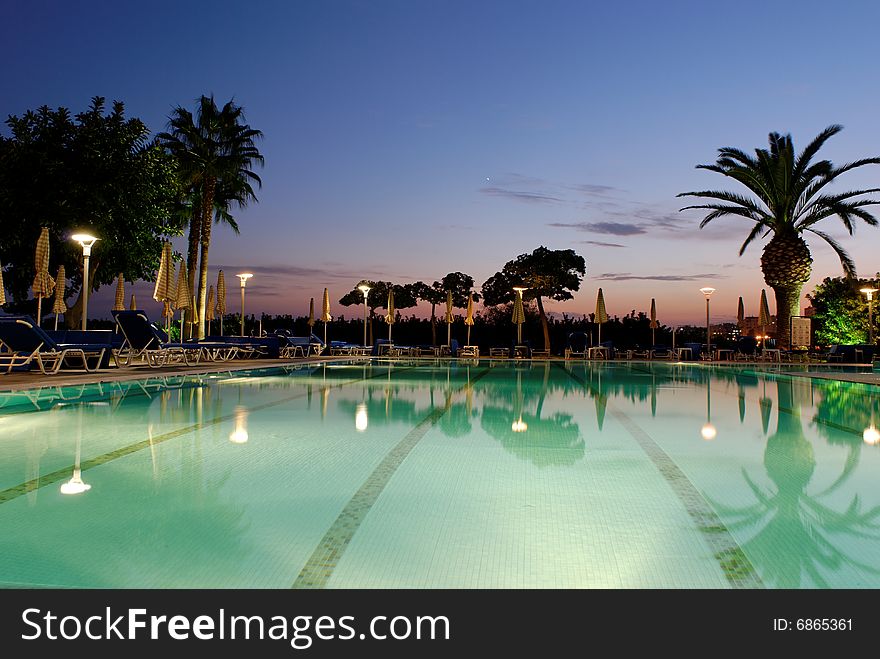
<box><xmin>547</xmin><ymin>221</ymin><xmax>646</xmax><ymax>236</ymax></box>
<box><xmin>212</xmin><ymin>263</ymin><xmax>392</xmax><ymax>282</ymax></box>
<box><xmin>568</xmin><ymin>183</ymin><xmax>619</xmax><ymax>196</ymax></box>
<box><xmin>579</xmin><ymin>240</ymin><xmax>627</xmax><ymax>248</ymax></box>
<box><xmin>480</xmin><ymin>186</ymin><xmax>562</xmax><ymax>204</ymax></box>
<box><xmin>596</xmin><ymin>272</ymin><xmax>726</xmax><ymax>281</ymax></box>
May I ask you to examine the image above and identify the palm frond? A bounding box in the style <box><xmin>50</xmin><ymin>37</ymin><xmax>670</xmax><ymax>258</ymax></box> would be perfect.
<box><xmin>793</xmin><ymin>125</ymin><xmax>842</xmax><ymax>179</ymax></box>
<box><xmin>739</xmin><ymin>220</ymin><xmax>770</xmax><ymax>255</ymax></box>
<box><xmin>804</xmin><ymin>228</ymin><xmax>857</xmax><ymax>276</ymax></box>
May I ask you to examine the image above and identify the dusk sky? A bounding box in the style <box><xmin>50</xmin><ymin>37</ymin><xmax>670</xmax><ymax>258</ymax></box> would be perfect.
<box><xmin>4</xmin><ymin>0</ymin><xmax>880</xmax><ymax>325</ymax></box>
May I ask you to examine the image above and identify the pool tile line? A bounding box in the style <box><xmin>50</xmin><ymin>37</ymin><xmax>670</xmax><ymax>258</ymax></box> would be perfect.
<box><xmin>552</xmin><ymin>363</ymin><xmax>764</xmax><ymax>590</ymax></box>
<box><xmin>0</xmin><ymin>365</ymin><xmax>417</xmax><ymax>506</ymax></box>
<box><xmin>292</xmin><ymin>365</ymin><xmax>494</xmax><ymax>589</ymax></box>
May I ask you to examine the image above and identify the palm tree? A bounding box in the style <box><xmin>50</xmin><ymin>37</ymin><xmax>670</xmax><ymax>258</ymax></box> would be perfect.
<box><xmin>678</xmin><ymin>126</ymin><xmax>880</xmax><ymax>347</ymax></box>
<box><xmin>159</xmin><ymin>96</ymin><xmax>263</xmax><ymax>338</ymax></box>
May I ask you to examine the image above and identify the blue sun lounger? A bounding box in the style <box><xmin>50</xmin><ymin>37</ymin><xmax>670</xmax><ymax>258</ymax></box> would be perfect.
<box><xmin>112</xmin><ymin>310</ymin><xmax>199</xmax><ymax>367</ymax></box>
<box><xmin>0</xmin><ymin>315</ymin><xmax>108</xmax><ymax>374</ymax></box>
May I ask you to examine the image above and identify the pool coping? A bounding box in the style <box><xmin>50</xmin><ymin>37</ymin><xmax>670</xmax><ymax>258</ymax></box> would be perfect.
<box><xmin>1</xmin><ymin>356</ymin><xmax>877</xmax><ymax>396</ymax></box>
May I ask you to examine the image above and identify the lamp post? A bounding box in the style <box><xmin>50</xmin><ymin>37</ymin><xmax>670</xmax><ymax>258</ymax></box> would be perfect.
<box><xmin>358</xmin><ymin>284</ymin><xmax>371</xmax><ymax>347</ymax></box>
<box><xmin>860</xmin><ymin>287</ymin><xmax>878</xmax><ymax>344</ymax></box>
<box><xmin>71</xmin><ymin>234</ymin><xmax>98</xmax><ymax>330</ymax></box>
<box><xmin>237</xmin><ymin>273</ymin><xmax>253</xmax><ymax>336</ymax></box>
<box><xmin>699</xmin><ymin>287</ymin><xmax>715</xmax><ymax>358</ymax></box>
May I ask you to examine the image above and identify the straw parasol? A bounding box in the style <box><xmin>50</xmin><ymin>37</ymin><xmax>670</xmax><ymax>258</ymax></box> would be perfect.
<box><xmin>175</xmin><ymin>263</ymin><xmax>190</xmax><ymax>341</ymax></box>
<box><xmin>445</xmin><ymin>290</ymin><xmax>454</xmax><ymax>346</ymax></box>
<box><xmin>153</xmin><ymin>242</ymin><xmax>175</xmax><ymax>331</ymax></box>
<box><xmin>130</xmin><ymin>293</ymin><xmax>137</xmax><ymax>310</ymax></box>
<box><xmin>206</xmin><ymin>285</ymin><xmax>215</xmax><ymax>333</ymax></box>
<box><xmin>32</xmin><ymin>227</ymin><xmax>55</xmax><ymax>326</ymax></box>
<box><xmin>737</xmin><ymin>296</ymin><xmax>745</xmax><ymax>330</ymax></box>
<box><xmin>52</xmin><ymin>265</ymin><xmax>66</xmax><ymax>330</ymax></box>
<box><xmin>321</xmin><ymin>287</ymin><xmax>332</xmax><ymax>346</ymax></box>
<box><xmin>512</xmin><ymin>288</ymin><xmax>526</xmax><ymax>344</ymax></box>
<box><xmin>384</xmin><ymin>290</ymin><xmax>395</xmax><ymax>342</ymax></box>
<box><xmin>649</xmin><ymin>298</ymin><xmax>659</xmax><ymax>346</ymax></box>
<box><xmin>595</xmin><ymin>288</ymin><xmax>608</xmax><ymax>346</ymax></box>
<box><xmin>759</xmin><ymin>289</ymin><xmax>771</xmax><ymax>348</ymax></box>
<box><xmin>464</xmin><ymin>292</ymin><xmax>475</xmax><ymax>346</ymax></box>
<box><xmin>113</xmin><ymin>273</ymin><xmax>125</xmax><ymax>312</ymax></box>
<box><xmin>216</xmin><ymin>270</ymin><xmax>227</xmax><ymax>336</ymax></box>
<box><xmin>0</xmin><ymin>261</ymin><xmax>5</xmax><ymax>306</ymax></box>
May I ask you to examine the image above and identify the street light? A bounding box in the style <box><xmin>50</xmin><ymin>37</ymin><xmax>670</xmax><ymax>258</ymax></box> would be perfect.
<box><xmin>860</xmin><ymin>287</ymin><xmax>878</xmax><ymax>344</ymax></box>
<box><xmin>699</xmin><ymin>287</ymin><xmax>715</xmax><ymax>358</ymax></box>
<box><xmin>237</xmin><ymin>273</ymin><xmax>253</xmax><ymax>336</ymax></box>
<box><xmin>71</xmin><ymin>233</ymin><xmax>98</xmax><ymax>330</ymax></box>
<box><xmin>358</xmin><ymin>284</ymin><xmax>371</xmax><ymax>347</ymax></box>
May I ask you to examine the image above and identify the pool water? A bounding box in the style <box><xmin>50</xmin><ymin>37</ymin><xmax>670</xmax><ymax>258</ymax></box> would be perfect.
<box><xmin>1</xmin><ymin>359</ymin><xmax>878</xmax><ymax>589</ymax></box>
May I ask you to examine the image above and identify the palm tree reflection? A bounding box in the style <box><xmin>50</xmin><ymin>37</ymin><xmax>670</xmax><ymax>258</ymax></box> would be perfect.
<box><xmin>710</xmin><ymin>379</ymin><xmax>880</xmax><ymax>587</ymax></box>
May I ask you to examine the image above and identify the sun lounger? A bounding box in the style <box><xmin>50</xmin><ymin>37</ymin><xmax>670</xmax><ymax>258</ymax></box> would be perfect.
<box><xmin>112</xmin><ymin>310</ymin><xmax>199</xmax><ymax>367</ymax></box>
<box><xmin>0</xmin><ymin>316</ymin><xmax>108</xmax><ymax>374</ymax></box>
<box><xmin>564</xmin><ymin>332</ymin><xmax>588</xmax><ymax>359</ymax></box>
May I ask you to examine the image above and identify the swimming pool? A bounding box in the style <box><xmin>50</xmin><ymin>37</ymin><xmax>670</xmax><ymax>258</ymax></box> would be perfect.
<box><xmin>1</xmin><ymin>359</ymin><xmax>878</xmax><ymax>589</ymax></box>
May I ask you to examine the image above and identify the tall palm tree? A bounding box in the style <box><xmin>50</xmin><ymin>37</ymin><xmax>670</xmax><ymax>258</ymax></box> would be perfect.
<box><xmin>678</xmin><ymin>126</ymin><xmax>880</xmax><ymax>347</ymax></box>
<box><xmin>159</xmin><ymin>96</ymin><xmax>263</xmax><ymax>338</ymax></box>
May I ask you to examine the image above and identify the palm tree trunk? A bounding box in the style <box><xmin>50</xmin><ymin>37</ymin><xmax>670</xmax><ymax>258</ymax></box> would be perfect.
<box><xmin>197</xmin><ymin>178</ymin><xmax>216</xmax><ymax>339</ymax></box>
<box><xmin>771</xmin><ymin>284</ymin><xmax>803</xmax><ymax>350</ymax></box>
<box><xmin>185</xmin><ymin>205</ymin><xmax>201</xmax><ymax>339</ymax></box>
<box><xmin>535</xmin><ymin>295</ymin><xmax>551</xmax><ymax>350</ymax></box>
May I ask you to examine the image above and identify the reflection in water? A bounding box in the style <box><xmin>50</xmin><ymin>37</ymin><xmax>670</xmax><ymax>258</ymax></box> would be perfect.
<box><xmin>355</xmin><ymin>403</ymin><xmax>368</xmax><ymax>432</ymax></box>
<box><xmin>60</xmin><ymin>403</ymin><xmax>91</xmax><ymax>495</ymax></box>
<box><xmin>710</xmin><ymin>379</ymin><xmax>880</xmax><ymax>588</ymax></box>
<box><xmin>480</xmin><ymin>364</ymin><xmax>584</xmax><ymax>467</ymax></box>
<box><xmin>229</xmin><ymin>405</ymin><xmax>249</xmax><ymax>444</ymax></box>
<box><xmin>701</xmin><ymin>378</ymin><xmax>716</xmax><ymax>441</ymax></box>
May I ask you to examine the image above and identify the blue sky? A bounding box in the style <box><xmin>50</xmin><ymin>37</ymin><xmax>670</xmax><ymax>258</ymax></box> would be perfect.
<box><xmin>4</xmin><ymin>0</ymin><xmax>880</xmax><ymax>324</ymax></box>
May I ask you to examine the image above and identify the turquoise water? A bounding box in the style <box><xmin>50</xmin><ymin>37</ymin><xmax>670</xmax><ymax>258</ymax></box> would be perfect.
<box><xmin>1</xmin><ymin>359</ymin><xmax>879</xmax><ymax>589</ymax></box>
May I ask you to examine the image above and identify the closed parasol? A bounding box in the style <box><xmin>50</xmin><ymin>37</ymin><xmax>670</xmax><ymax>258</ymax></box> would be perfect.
<box><xmin>175</xmin><ymin>263</ymin><xmax>190</xmax><ymax>340</ymax></box>
<box><xmin>595</xmin><ymin>288</ymin><xmax>608</xmax><ymax>346</ymax></box>
<box><xmin>384</xmin><ymin>290</ymin><xmax>395</xmax><ymax>342</ymax></box>
<box><xmin>321</xmin><ymin>287</ymin><xmax>332</xmax><ymax>346</ymax></box>
<box><xmin>113</xmin><ymin>273</ymin><xmax>125</xmax><ymax>312</ymax></box>
<box><xmin>153</xmin><ymin>242</ymin><xmax>176</xmax><ymax>331</ymax></box>
<box><xmin>206</xmin><ymin>285</ymin><xmax>215</xmax><ymax>331</ymax></box>
<box><xmin>216</xmin><ymin>270</ymin><xmax>227</xmax><ymax>336</ymax></box>
<box><xmin>446</xmin><ymin>289</ymin><xmax>454</xmax><ymax>346</ymax></box>
<box><xmin>32</xmin><ymin>227</ymin><xmax>55</xmax><ymax>326</ymax></box>
<box><xmin>759</xmin><ymin>289</ymin><xmax>771</xmax><ymax>348</ymax></box>
<box><xmin>52</xmin><ymin>265</ymin><xmax>67</xmax><ymax>330</ymax></box>
<box><xmin>512</xmin><ymin>287</ymin><xmax>526</xmax><ymax>344</ymax></box>
<box><xmin>649</xmin><ymin>298</ymin><xmax>658</xmax><ymax>346</ymax></box>
<box><xmin>464</xmin><ymin>292</ymin><xmax>475</xmax><ymax>346</ymax></box>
